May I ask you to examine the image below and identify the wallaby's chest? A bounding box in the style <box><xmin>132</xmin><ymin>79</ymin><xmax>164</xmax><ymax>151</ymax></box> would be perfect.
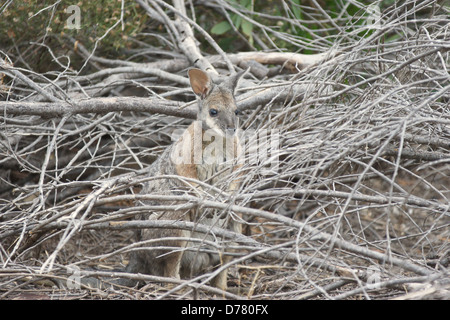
<box><xmin>197</xmin><ymin>139</ymin><xmax>235</xmax><ymax>185</ymax></box>
<box><xmin>171</xmin><ymin>123</ymin><xmax>240</xmax><ymax>186</ymax></box>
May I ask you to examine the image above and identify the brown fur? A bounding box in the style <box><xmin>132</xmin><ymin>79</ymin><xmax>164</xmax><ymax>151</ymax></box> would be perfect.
<box><xmin>128</xmin><ymin>68</ymin><xmax>246</xmax><ymax>290</ymax></box>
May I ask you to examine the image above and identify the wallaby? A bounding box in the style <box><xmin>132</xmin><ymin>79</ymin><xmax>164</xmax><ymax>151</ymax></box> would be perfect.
<box><xmin>80</xmin><ymin>68</ymin><xmax>246</xmax><ymax>291</ymax></box>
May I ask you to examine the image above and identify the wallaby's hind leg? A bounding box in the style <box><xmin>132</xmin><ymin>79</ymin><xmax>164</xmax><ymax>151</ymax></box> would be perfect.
<box><xmin>210</xmin><ymin>220</ymin><xmax>242</xmax><ymax>290</ymax></box>
<box><xmin>162</xmin><ymin>250</ymin><xmax>184</xmax><ymax>279</ymax></box>
<box><xmin>210</xmin><ymin>268</ymin><xmax>228</xmax><ymax>291</ymax></box>
<box><xmin>210</xmin><ymin>251</ymin><xmax>232</xmax><ymax>291</ymax></box>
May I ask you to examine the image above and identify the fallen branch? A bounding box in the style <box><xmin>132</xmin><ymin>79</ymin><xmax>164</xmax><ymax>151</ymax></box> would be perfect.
<box><xmin>0</xmin><ymin>81</ymin><xmax>314</xmax><ymax>118</ymax></box>
<box><xmin>227</xmin><ymin>50</ymin><xmax>339</xmax><ymax>72</ymax></box>
<box><xmin>24</xmin><ymin>190</ymin><xmax>435</xmax><ymax>277</ymax></box>
<box><xmin>0</xmin><ymin>97</ymin><xmax>195</xmax><ymax>119</ymax></box>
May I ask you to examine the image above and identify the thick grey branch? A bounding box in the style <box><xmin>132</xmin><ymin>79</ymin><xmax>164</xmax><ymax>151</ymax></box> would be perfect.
<box><xmin>0</xmin><ymin>97</ymin><xmax>196</xmax><ymax>119</ymax></box>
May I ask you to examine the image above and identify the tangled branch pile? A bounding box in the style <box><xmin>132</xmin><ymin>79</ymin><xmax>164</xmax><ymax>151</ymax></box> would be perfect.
<box><xmin>0</xmin><ymin>0</ymin><xmax>449</xmax><ymax>299</ymax></box>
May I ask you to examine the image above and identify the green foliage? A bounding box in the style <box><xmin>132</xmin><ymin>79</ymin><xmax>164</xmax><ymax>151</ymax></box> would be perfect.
<box><xmin>0</xmin><ymin>0</ymin><xmax>148</xmax><ymax>72</ymax></box>
<box><xmin>210</xmin><ymin>0</ymin><xmax>254</xmax><ymax>49</ymax></box>
<box><xmin>208</xmin><ymin>0</ymin><xmax>398</xmax><ymax>53</ymax></box>
<box><xmin>1</xmin><ymin>0</ymin><xmax>431</xmax><ymax>72</ymax></box>
<box><xmin>211</xmin><ymin>21</ymin><xmax>233</xmax><ymax>35</ymax></box>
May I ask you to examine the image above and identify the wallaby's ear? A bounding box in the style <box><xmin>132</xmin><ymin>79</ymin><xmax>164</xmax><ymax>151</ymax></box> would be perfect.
<box><xmin>221</xmin><ymin>67</ymin><xmax>248</xmax><ymax>93</ymax></box>
<box><xmin>188</xmin><ymin>68</ymin><xmax>213</xmax><ymax>99</ymax></box>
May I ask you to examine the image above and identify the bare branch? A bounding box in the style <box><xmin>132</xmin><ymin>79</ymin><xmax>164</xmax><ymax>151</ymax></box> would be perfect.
<box><xmin>0</xmin><ymin>97</ymin><xmax>195</xmax><ymax>118</ymax></box>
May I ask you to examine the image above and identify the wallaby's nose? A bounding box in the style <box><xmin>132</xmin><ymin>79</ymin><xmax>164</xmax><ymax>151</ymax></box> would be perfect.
<box><xmin>226</xmin><ymin>118</ymin><xmax>237</xmax><ymax>134</ymax></box>
<box><xmin>226</xmin><ymin>123</ymin><xmax>236</xmax><ymax>132</ymax></box>
<box><xmin>226</xmin><ymin>127</ymin><xmax>236</xmax><ymax>134</ymax></box>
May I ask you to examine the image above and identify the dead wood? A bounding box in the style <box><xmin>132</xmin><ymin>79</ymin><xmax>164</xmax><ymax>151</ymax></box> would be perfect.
<box><xmin>0</xmin><ymin>0</ymin><xmax>448</xmax><ymax>300</ymax></box>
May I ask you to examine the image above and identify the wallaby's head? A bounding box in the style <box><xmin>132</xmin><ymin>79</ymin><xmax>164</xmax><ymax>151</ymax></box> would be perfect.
<box><xmin>188</xmin><ymin>68</ymin><xmax>246</xmax><ymax>136</ymax></box>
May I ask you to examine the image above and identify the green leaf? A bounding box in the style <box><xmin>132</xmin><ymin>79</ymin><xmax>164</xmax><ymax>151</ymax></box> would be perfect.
<box><xmin>211</xmin><ymin>21</ymin><xmax>232</xmax><ymax>35</ymax></box>
<box><xmin>232</xmin><ymin>15</ymin><xmax>242</xmax><ymax>30</ymax></box>
<box><xmin>292</xmin><ymin>0</ymin><xmax>302</xmax><ymax>20</ymax></box>
<box><xmin>241</xmin><ymin>19</ymin><xmax>253</xmax><ymax>37</ymax></box>
<box><xmin>240</xmin><ymin>0</ymin><xmax>251</xmax><ymax>7</ymax></box>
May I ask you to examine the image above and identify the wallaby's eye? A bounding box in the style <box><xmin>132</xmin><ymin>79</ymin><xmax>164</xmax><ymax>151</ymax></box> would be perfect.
<box><xmin>209</xmin><ymin>109</ymin><xmax>218</xmax><ymax>117</ymax></box>
<box><xmin>235</xmin><ymin>109</ymin><xmax>239</xmax><ymax>116</ymax></box>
